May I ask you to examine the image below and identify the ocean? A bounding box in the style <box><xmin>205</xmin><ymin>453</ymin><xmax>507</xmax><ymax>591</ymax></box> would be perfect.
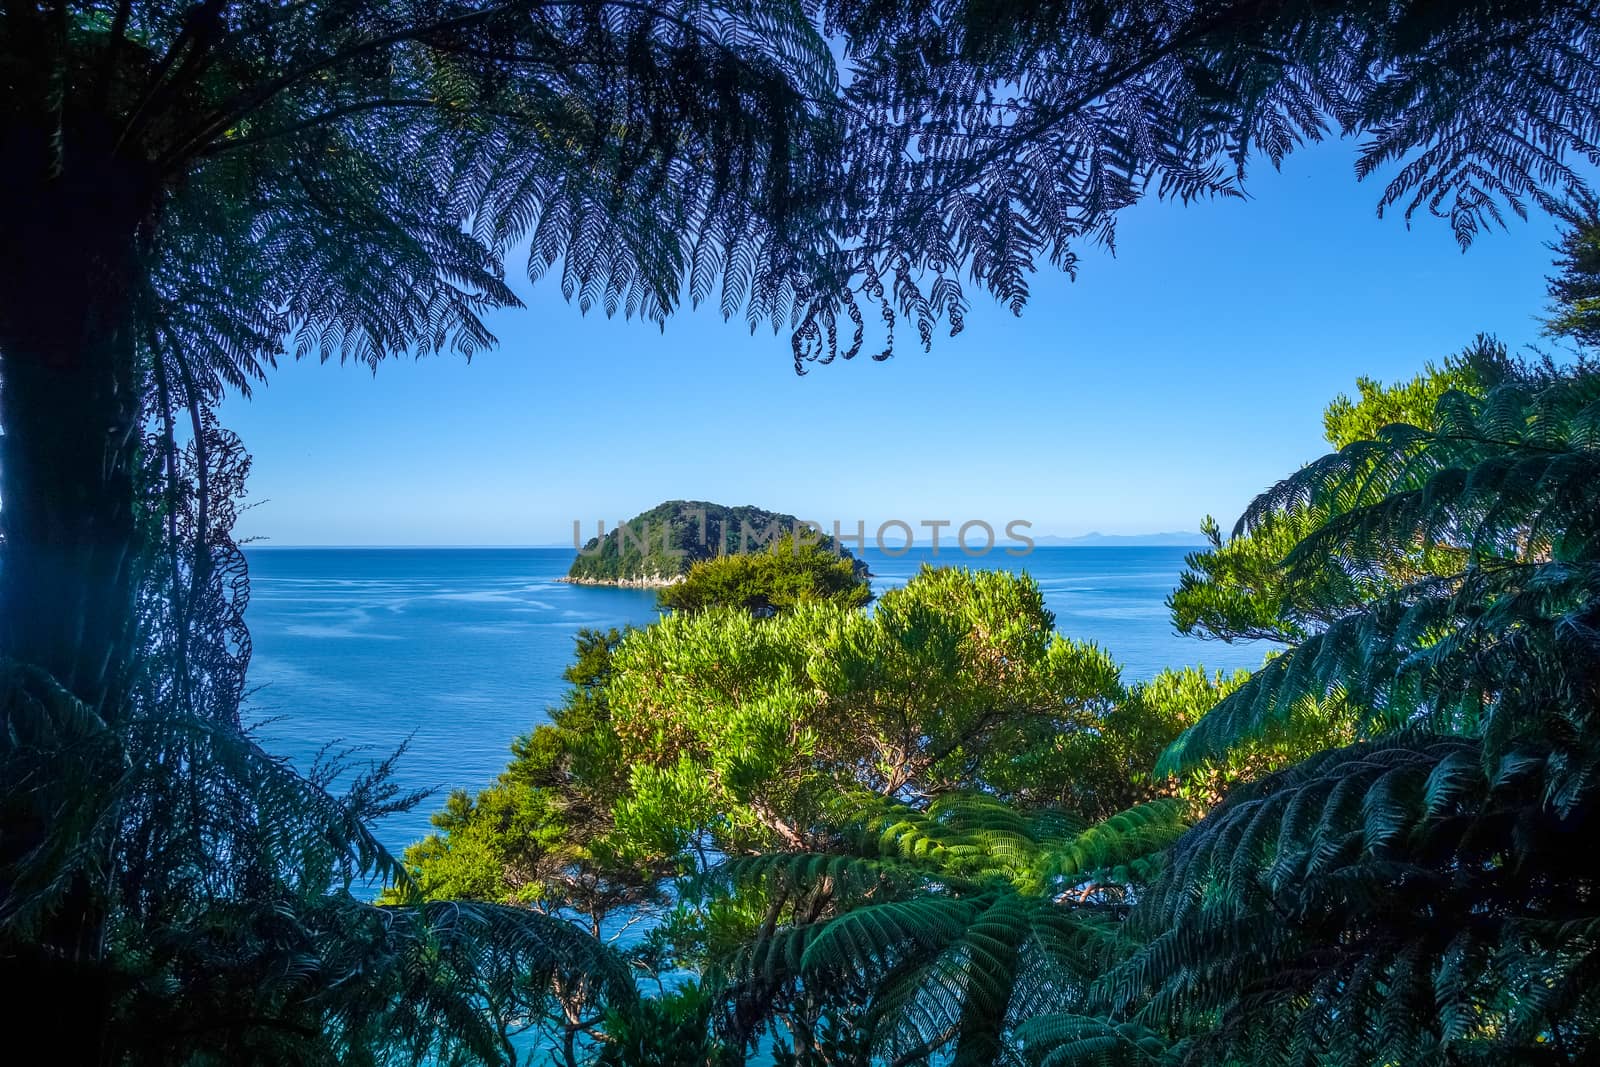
<box><xmin>242</xmin><ymin>546</ymin><xmax>1265</xmax><ymax>855</ymax></box>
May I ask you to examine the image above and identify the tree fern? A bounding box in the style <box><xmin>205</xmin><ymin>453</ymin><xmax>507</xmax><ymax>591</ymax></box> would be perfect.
<box><xmin>1069</xmin><ymin>735</ymin><xmax>1600</xmax><ymax>1066</ymax></box>
<box><xmin>1015</xmin><ymin>1015</ymin><xmax>1170</xmax><ymax>1067</ymax></box>
<box><xmin>1065</xmin><ymin>336</ymin><xmax>1600</xmax><ymax>1067</ymax></box>
<box><xmin>704</xmin><ymin>795</ymin><xmax>1188</xmax><ymax>1063</ymax></box>
<box><xmin>812</xmin><ymin>0</ymin><xmax>1600</xmax><ymax>369</ymax></box>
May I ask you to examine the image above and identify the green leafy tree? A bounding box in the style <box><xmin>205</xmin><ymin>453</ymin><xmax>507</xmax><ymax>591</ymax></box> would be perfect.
<box><xmin>608</xmin><ymin>567</ymin><xmax>1135</xmax><ymax>840</ymax></box>
<box><xmin>391</xmin><ymin>628</ymin><xmax>672</xmax><ymax>920</ymax></box>
<box><xmin>418</xmin><ymin>568</ymin><xmax>1136</xmax><ymax>889</ymax></box>
<box><xmin>1113</xmin><ymin>665</ymin><xmax>1351</xmax><ymax>810</ymax></box>
<box><xmin>657</xmin><ymin>534</ymin><xmax>872</xmax><ymax>617</ymax></box>
<box><xmin>411</xmin><ymin>567</ymin><xmax>1254</xmax><ymax>1061</ymax></box>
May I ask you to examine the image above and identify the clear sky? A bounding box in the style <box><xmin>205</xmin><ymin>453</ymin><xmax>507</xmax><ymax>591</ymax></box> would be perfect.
<box><xmin>221</xmin><ymin>139</ymin><xmax>1571</xmax><ymax>547</ymax></box>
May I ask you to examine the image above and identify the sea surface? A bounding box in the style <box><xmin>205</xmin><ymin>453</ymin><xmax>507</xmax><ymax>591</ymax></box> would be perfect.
<box><xmin>242</xmin><ymin>546</ymin><xmax>1265</xmax><ymax>855</ymax></box>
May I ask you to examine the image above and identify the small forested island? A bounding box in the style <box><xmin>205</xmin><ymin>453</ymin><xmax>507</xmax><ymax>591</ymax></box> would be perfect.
<box><xmin>564</xmin><ymin>499</ymin><xmax>868</xmax><ymax>586</ymax></box>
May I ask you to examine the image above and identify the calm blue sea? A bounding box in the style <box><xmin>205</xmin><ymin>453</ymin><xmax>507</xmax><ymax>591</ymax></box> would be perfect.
<box><xmin>242</xmin><ymin>546</ymin><xmax>1264</xmax><ymax>854</ymax></box>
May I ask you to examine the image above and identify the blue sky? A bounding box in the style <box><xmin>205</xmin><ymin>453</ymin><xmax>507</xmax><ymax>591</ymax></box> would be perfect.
<box><xmin>222</xmin><ymin>139</ymin><xmax>1569</xmax><ymax>547</ymax></box>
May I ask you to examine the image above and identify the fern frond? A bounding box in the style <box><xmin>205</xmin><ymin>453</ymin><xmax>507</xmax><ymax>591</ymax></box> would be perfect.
<box><xmin>1104</xmin><ymin>735</ymin><xmax>1600</xmax><ymax>1065</ymax></box>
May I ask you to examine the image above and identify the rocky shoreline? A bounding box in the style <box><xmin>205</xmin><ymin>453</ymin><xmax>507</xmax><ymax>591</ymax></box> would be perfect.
<box><xmin>556</xmin><ymin>573</ymin><xmax>685</xmax><ymax>589</ymax></box>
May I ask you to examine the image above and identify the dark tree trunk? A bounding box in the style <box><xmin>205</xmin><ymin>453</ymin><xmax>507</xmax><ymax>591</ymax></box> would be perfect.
<box><xmin>0</xmin><ymin>126</ymin><xmax>156</xmax><ymax>1065</ymax></box>
<box><xmin>0</xmin><ymin>128</ymin><xmax>151</xmax><ymax>723</ymax></box>
<box><xmin>0</xmin><ymin>331</ymin><xmax>144</xmax><ymax>717</ymax></box>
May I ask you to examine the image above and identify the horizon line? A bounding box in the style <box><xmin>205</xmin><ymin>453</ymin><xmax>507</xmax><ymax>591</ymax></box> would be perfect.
<box><xmin>243</xmin><ymin>539</ymin><xmax>1210</xmax><ymax>550</ymax></box>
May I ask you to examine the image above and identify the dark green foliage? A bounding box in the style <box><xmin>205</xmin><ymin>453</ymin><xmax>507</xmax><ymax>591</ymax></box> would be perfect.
<box><xmin>568</xmin><ymin>501</ymin><xmax>865</xmax><ymax>586</ymax></box>
<box><xmin>1</xmin><ymin>348</ymin><xmax>633</xmax><ymax>1063</ymax></box>
<box><xmin>1088</xmin><ymin>735</ymin><xmax>1600</xmax><ymax>1065</ymax></box>
<box><xmin>658</xmin><ymin>534</ymin><xmax>872</xmax><ymax>616</ymax></box>
<box><xmin>771</xmin><ymin>1013</ymin><xmax>873</xmax><ymax>1067</ymax></box>
<box><xmin>595</xmin><ymin>983</ymin><xmax>730</xmax><ymax>1067</ymax></box>
<box><xmin>1018</xmin><ymin>349</ymin><xmax>1600</xmax><ymax>1067</ymax></box>
<box><xmin>1547</xmin><ymin>197</ymin><xmax>1600</xmax><ymax>349</ymax></box>
<box><xmin>1</xmin><ymin>493</ymin><xmax>634</xmax><ymax>1066</ymax></box>
<box><xmin>704</xmin><ymin>794</ymin><xmax>1190</xmax><ymax>1065</ymax></box>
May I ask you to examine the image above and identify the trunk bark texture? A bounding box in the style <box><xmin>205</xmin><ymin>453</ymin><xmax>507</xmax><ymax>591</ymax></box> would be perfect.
<box><xmin>0</xmin><ymin>127</ymin><xmax>153</xmax><ymax>723</ymax></box>
<box><xmin>0</xmin><ymin>123</ymin><xmax>157</xmax><ymax>1066</ymax></box>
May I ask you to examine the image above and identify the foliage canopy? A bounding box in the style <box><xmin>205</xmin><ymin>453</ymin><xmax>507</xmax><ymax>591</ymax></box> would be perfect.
<box><xmin>657</xmin><ymin>534</ymin><xmax>872</xmax><ymax>616</ymax></box>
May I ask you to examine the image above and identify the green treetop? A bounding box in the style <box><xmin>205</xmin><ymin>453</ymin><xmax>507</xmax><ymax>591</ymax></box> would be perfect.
<box><xmin>657</xmin><ymin>533</ymin><xmax>871</xmax><ymax>617</ymax></box>
<box><xmin>401</xmin><ymin>566</ymin><xmax>1208</xmax><ymax>910</ymax></box>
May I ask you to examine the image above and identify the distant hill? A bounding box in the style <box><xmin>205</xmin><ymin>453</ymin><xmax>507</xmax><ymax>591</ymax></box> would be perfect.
<box><xmin>566</xmin><ymin>500</ymin><xmax>867</xmax><ymax>586</ymax></box>
<box><xmin>1032</xmin><ymin>531</ymin><xmax>1208</xmax><ymax>547</ymax></box>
